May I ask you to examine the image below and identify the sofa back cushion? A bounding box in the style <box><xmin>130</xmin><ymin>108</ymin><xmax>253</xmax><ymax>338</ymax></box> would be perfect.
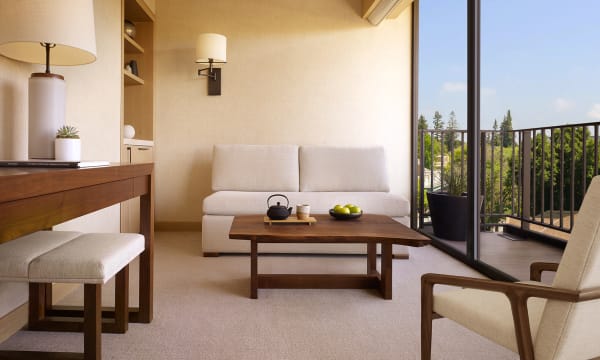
<box><xmin>212</xmin><ymin>144</ymin><xmax>299</xmax><ymax>192</ymax></box>
<box><xmin>299</xmin><ymin>146</ymin><xmax>390</xmax><ymax>192</ymax></box>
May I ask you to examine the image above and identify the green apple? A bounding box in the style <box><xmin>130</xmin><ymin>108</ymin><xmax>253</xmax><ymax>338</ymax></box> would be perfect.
<box><xmin>348</xmin><ymin>206</ymin><xmax>361</xmax><ymax>214</ymax></box>
<box><xmin>344</xmin><ymin>203</ymin><xmax>355</xmax><ymax>208</ymax></box>
<box><xmin>333</xmin><ymin>204</ymin><xmax>344</xmax><ymax>211</ymax></box>
<box><xmin>334</xmin><ymin>206</ymin><xmax>350</xmax><ymax>215</ymax></box>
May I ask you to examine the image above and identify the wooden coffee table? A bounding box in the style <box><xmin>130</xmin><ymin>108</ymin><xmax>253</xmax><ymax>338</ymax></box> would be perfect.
<box><xmin>229</xmin><ymin>214</ymin><xmax>430</xmax><ymax>299</ymax></box>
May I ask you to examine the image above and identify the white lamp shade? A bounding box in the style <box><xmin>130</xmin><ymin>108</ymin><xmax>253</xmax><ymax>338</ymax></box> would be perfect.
<box><xmin>0</xmin><ymin>0</ymin><xmax>97</xmax><ymax>65</ymax></box>
<box><xmin>195</xmin><ymin>33</ymin><xmax>227</xmax><ymax>63</ymax></box>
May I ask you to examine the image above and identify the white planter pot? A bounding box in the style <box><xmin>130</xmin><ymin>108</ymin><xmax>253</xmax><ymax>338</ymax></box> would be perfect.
<box><xmin>54</xmin><ymin>138</ymin><xmax>81</xmax><ymax>161</ymax></box>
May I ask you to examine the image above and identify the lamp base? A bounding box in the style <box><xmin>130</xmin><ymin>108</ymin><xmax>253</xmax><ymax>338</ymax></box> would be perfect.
<box><xmin>28</xmin><ymin>73</ymin><xmax>66</xmax><ymax>159</ymax></box>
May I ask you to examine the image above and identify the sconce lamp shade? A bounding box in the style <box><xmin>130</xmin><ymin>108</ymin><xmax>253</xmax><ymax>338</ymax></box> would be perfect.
<box><xmin>0</xmin><ymin>0</ymin><xmax>97</xmax><ymax>66</ymax></box>
<box><xmin>195</xmin><ymin>33</ymin><xmax>227</xmax><ymax>63</ymax></box>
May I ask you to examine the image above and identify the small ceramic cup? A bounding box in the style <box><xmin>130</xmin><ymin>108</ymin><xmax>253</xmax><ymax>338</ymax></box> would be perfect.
<box><xmin>296</xmin><ymin>204</ymin><xmax>310</xmax><ymax>220</ymax></box>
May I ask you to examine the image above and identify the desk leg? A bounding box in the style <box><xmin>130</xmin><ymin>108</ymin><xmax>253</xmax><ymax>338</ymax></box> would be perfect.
<box><xmin>251</xmin><ymin>240</ymin><xmax>258</xmax><ymax>299</ymax></box>
<box><xmin>367</xmin><ymin>243</ymin><xmax>377</xmax><ymax>275</ymax></box>
<box><xmin>137</xmin><ymin>174</ymin><xmax>154</xmax><ymax>323</ymax></box>
<box><xmin>380</xmin><ymin>242</ymin><xmax>393</xmax><ymax>300</ymax></box>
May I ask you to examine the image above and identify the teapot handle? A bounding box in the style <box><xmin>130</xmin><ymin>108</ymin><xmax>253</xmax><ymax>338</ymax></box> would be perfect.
<box><xmin>267</xmin><ymin>194</ymin><xmax>289</xmax><ymax>208</ymax></box>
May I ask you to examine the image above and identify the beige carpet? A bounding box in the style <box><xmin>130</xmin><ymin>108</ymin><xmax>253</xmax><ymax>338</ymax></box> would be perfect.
<box><xmin>0</xmin><ymin>232</ymin><xmax>518</xmax><ymax>359</ymax></box>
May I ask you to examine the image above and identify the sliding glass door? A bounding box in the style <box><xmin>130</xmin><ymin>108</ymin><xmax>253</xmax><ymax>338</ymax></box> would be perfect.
<box><xmin>416</xmin><ymin>0</ymin><xmax>469</xmax><ymax>257</ymax></box>
<box><xmin>414</xmin><ymin>0</ymin><xmax>600</xmax><ymax>281</ymax></box>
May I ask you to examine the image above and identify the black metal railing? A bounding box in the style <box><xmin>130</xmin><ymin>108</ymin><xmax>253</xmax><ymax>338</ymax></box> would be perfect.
<box><xmin>418</xmin><ymin>122</ymin><xmax>600</xmax><ymax>238</ymax></box>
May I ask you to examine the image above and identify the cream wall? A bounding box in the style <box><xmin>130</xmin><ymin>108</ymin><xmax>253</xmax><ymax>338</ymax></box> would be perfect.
<box><xmin>155</xmin><ymin>0</ymin><xmax>413</xmax><ymax>223</ymax></box>
<box><xmin>0</xmin><ymin>0</ymin><xmax>122</xmax><ymax>318</ymax></box>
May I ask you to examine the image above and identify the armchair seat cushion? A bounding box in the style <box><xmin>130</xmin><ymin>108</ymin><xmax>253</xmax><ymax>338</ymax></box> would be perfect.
<box><xmin>433</xmin><ymin>281</ymin><xmax>547</xmax><ymax>353</ymax></box>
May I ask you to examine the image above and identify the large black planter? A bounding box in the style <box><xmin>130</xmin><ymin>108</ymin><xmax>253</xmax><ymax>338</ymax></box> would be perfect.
<box><xmin>426</xmin><ymin>191</ymin><xmax>468</xmax><ymax>241</ymax></box>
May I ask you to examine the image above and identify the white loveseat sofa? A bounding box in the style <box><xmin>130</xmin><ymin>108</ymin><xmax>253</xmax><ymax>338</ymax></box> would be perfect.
<box><xmin>201</xmin><ymin>144</ymin><xmax>411</xmax><ymax>256</ymax></box>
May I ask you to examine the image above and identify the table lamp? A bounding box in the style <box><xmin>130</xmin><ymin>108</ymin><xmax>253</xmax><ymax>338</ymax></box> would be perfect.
<box><xmin>0</xmin><ymin>0</ymin><xmax>97</xmax><ymax>159</ymax></box>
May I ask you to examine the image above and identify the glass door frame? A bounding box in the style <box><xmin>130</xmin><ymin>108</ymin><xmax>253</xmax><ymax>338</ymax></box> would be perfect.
<box><xmin>411</xmin><ymin>0</ymin><xmax>516</xmax><ymax>281</ymax></box>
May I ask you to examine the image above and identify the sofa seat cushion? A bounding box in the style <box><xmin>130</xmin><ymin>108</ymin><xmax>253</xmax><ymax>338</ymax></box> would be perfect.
<box><xmin>29</xmin><ymin>233</ymin><xmax>145</xmax><ymax>284</ymax></box>
<box><xmin>0</xmin><ymin>231</ymin><xmax>82</xmax><ymax>281</ymax></box>
<box><xmin>203</xmin><ymin>191</ymin><xmax>409</xmax><ymax>217</ymax></box>
<box><xmin>212</xmin><ymin>144</ymin><xmax>299</xmax><ymax>192</ymax></box>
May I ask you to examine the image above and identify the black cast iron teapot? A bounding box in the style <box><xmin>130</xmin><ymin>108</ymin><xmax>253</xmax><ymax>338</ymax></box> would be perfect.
<box><xmin>266</xmin><ymin>194</ymin><xmax>292</xmax><ymax>220</ymax></box>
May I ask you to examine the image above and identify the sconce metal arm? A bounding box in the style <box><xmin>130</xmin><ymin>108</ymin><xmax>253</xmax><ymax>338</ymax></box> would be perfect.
<box><xmin>197</xmin><ymin>58</ymin><xmax>226</xmax><ymax>80</ymax></box>
<box><xmin>197</xmin><ymin>65</ymin><xmax>216</xmax><ymax>80</ymax></box>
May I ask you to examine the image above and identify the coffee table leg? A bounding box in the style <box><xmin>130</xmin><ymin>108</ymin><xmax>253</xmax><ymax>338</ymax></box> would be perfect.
<box><xmin>380</xmin><ymin>242</ymin><xmax>393</xmax><ymax>299</ymax></box>
<box><xmin>251</xmin><ymin>240</ymin><xmax>258</xmax><ymax>299</ymax></box>
<box><xmin>367</xmin><ymin>243</ymin><xmax>377</xmax><ymax>275</ymax></box>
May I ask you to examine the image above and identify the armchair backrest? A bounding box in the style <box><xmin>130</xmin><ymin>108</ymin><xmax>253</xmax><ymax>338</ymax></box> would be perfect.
<box><xmin>534</xmin><ymin>175</ymin><xmax>600</xmax><ymax>359</ymax></box>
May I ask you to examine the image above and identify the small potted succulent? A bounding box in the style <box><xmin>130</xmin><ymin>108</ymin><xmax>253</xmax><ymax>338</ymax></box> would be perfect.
<box><xmin>55</xmin><ymin>125</ymin><xmax>81</xmax><ymax>161</ymax></box>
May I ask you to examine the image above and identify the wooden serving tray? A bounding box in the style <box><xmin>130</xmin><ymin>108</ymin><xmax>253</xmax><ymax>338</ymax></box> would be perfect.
<box><xmin>263</xmin><ymin>216</ymin><xmax>317</xmax><ymax>225</ymax></box>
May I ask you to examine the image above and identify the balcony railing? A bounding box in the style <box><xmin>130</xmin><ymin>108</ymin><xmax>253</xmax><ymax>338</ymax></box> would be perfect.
<box><xmin>418</xmin><ymin>122</ymin><xmax>600</xmax><ymax>240</ymax></box>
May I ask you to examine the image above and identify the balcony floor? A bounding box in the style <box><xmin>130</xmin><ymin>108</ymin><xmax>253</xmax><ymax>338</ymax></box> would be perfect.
<box><xmin>422</xmin><ymin>226</ymin><xmax>564</xmax><ymax>281</ymax></box>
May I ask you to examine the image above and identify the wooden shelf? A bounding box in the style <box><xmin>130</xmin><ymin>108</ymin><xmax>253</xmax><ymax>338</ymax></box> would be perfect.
<box><xmin>121</xmin><ymin>0</ymin><xmax>154</xmax><ymax>233</ymax></box>
<box><xmin>124</xmin><ymin>70</ymin><xmax>144</xmax><ymax>85</ymax></box>
<box><xmin>124</xmin><ymin>34</ymin><xmax>144</xmax><ymax>54</ymax></box>
<box><xmin>124</xmin><ymin>0</ymin><xmax>155</xmax><ymax>22</ymax></box>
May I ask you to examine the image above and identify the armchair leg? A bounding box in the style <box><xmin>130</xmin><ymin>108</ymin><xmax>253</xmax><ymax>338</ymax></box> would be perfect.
<box><xmin>508</xmin><ymin>297</ymin><xmax>535</xmax><ymax>360</ymax></box>
<box><xmin>421</xmin><ymin>278</ymin><xmax>434</xmax><ymax>360</ymax></box>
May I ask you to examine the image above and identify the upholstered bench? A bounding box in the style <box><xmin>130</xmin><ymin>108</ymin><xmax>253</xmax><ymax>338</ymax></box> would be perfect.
<box><xmin>0</xmin><ymin>231</ymin><xmax>145</xmax><ymax>360</ymax></box>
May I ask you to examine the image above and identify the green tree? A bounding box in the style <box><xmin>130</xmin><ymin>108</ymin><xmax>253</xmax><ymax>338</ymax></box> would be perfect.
<box><xmin>418</xmin><ymin>115</ymin><xmax>428</xmax><ymax>130</ymax></box>
<box><xmin>500</xmin><ymin>110</ymin><xmax>514</xmax><ymax>147</ymax></box>
<box><xmin>445</xmin><ymin>111</ymin><xmax>458</xmax><ymax>151</ymax></box>
<box><xmin>432</xmin><ymin>111</ymin><xmax>444</xmax><ymax>141</ymax></box>
<box><xmin>531</xmin><ymin>126</ymin><xmax>597</xmax><ymax>217</ymax></box>
<box><xmin>417</xmin><ymin>114</ymin><xmax>430</xmax><ymax>171</ymax></box>
<box><xmin>492</xmin><ymin>119</ymin><xmax>501</xmax><ymax>146</ymax></box>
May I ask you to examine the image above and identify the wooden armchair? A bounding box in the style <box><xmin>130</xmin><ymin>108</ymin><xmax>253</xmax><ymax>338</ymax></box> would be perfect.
<box><xmin>421</xmin><ymin>176</ymin><xmax>600</xmax><ymax>360</ymax></box>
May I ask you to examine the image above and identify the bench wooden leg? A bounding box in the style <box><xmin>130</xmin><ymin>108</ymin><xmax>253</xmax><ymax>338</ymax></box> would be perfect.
<box><xmin>84</xmin><ymin>284</ymin><xmax>101</xmax><ymax>360</ymax></box>
<box><xmin>114</xmin><ymin>265</ymin><xmax>129</xmax><ymax>333</ymax></box>
<box><xmin>28</xmin><ymin>266</ymin><xmax>131</xmax><ymax>334</ymax></box>
<box><xmin>28</xmin><ymin>283</ymin><xmax>46</xmax><ymax>328</ymax></box>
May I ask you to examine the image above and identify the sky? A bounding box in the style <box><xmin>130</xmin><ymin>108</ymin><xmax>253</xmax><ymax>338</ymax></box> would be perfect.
<box><xmin>418</xmin><ymin>0</ymin><xmax>600</xmax><ymax>131</ymax></box>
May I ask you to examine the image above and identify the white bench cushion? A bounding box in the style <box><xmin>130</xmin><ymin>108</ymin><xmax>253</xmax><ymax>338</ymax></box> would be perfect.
<box><xmin>212</xmin><ymin>144</ymin><xmax>299</xmax><ymax>192</ymax></box>
<box><xmin>29</xmin><ymin>233</ymin><xmax>144</xmax><ymax>284</ymax></box>
<box><xmin>203</xmin><ymin>191</ymin><xmax>409</xmax><ymax>218</ymax></box>
<box><xmin>0</xmin><ymin>231</ymin><xmax>82</xmax><ymax>281</ymax></box>
<box><xmin>299</xmin><ymin>146</ymin><xmax>390</xmax><ymax>192</ymax></box>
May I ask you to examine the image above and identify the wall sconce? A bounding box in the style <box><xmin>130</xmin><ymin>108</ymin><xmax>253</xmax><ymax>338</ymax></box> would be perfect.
<box><xmin>196</xmin><ymin>33</ymin><xmax>227</xmax><ymax>96</ymax></box>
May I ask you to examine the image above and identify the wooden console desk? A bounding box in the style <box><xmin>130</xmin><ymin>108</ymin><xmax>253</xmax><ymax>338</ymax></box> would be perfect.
<box><xmin>0</xmin><ymin>163</ymin><xmax>154</xmax><ymax>323</ymax></box>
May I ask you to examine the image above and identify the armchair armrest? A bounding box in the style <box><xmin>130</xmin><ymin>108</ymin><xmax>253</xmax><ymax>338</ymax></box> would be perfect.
<box><xmin>421</xmin><ymin>273</ymin><xmax>578</xmax><ymax>302</ymax></box>
<box><xmin>530</xmin><ymin>262</ymin><xmax>559</xmax><ymax>282</ymax></box>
